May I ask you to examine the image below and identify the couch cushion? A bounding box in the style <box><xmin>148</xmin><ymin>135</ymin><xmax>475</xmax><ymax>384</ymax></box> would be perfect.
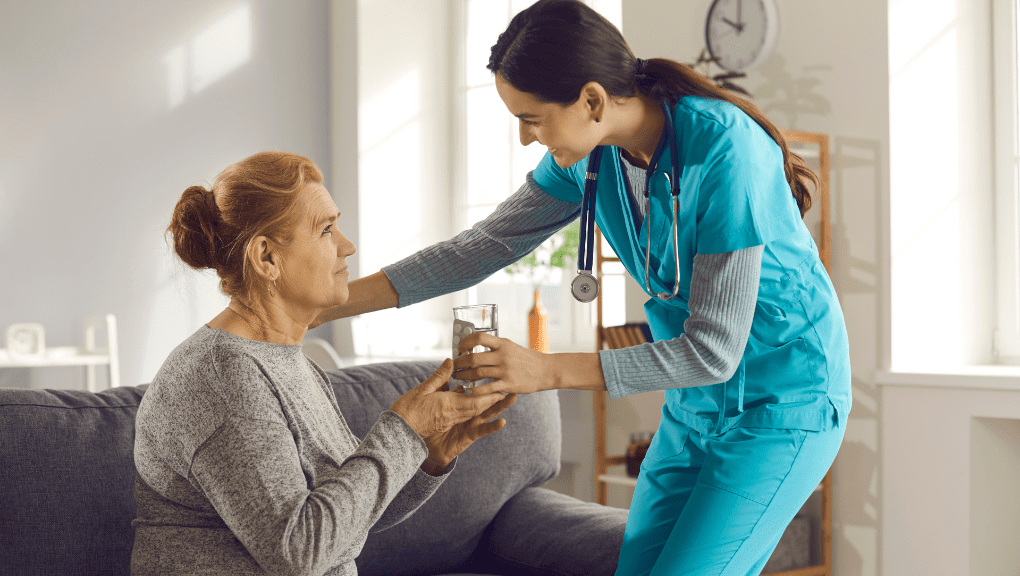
<box><xmin>0</xmin><ymin>385</ymin><xmax>146</xmax><ymax>576</ymax></box>
<box><xmin>478</xmin><ymin>487</ymin><xmax>628</xmax><ymax>576</ymax></box>
<box><xmin>325</xmin><ymin>361</ymin><xmax>562</xmax><ymax>576</ymax></box>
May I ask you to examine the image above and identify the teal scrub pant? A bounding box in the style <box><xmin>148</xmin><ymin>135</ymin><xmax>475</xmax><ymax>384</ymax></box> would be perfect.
<box><xmin>615</xmin><ymin>407</ymin><xmax>845</xmax><ymax>576</ymax></box>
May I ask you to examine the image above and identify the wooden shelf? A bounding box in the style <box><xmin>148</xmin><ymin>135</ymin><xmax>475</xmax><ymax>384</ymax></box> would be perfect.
<box><xmin>598</xmin><ymin>472</ymin><xmax>638</xmax><ymax>488</ymax></box>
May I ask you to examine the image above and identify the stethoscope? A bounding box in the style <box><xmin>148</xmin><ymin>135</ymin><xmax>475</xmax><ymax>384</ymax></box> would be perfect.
<box><xmin>571</xmin><ymin>99</ymin><xmax>683</xmax><ymax>303</ymax></box>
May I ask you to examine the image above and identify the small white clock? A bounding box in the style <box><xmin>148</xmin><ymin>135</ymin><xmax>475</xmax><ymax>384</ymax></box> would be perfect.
<box><xmin>705</xmin><ymin>0</ymin><xmax>779</xmax><ymax>72</ymax></box>
<box><xmin>6</xmin><ymin>323</ymin><xmax>46</xmax><ymax>359</ymax></box>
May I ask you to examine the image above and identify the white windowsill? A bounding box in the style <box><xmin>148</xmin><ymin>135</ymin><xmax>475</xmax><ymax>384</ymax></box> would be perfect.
<box><xmin>875</xmin><ymin>366</ymin><xmax>1020</xmax><ymax>391</ymax></box>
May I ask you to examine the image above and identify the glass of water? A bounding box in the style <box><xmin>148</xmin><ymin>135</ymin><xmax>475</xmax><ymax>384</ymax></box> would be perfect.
<box><xmin>452</xmin><ymin>304</ymin><xmax>498</xmax><ymax>389</ymax></box>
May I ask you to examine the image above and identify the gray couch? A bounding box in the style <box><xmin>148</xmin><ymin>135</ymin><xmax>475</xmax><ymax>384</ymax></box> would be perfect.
<box><xmin>0</xmin><ymin>360</ymin><xmax>627</xmax><ymax>576</ymax></box>
<box><xmin>0</xmin><ymin>359</ymin><xmax>814</xmax><ymax>575</ymax></box>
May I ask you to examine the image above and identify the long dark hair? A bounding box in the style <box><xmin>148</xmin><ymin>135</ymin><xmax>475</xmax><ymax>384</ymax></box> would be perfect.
<box><xmin>487</xmin><ymin>0</ymin><xmax>816</xmax><ymax>216</ymax></box>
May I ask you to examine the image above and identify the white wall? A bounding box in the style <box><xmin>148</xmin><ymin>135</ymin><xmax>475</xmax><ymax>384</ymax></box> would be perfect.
<box><xmin>0</xmin><ymin>0</ymin><xmax>331</xmax><ymax>389</ymax></box>
<box><xmin>342</xmin><ymin>0</ymin><xmax>455</xmax><ymax>358</ymax></box>
<box><xmin>880</xmin><ymin>378</ymin><xmax>1020</xmax><ymax>576</ymax></box>
<box><xmin>622</xmin><ymin>1</ymin><xmax>889</xmax><ymax>574</ymax></box>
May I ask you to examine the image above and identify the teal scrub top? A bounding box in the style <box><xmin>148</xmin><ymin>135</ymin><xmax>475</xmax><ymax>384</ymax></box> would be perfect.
<box><xmin>533</xmin><ymin>96</ymin><xmax>851</xmax><ymax>435</ymax></box>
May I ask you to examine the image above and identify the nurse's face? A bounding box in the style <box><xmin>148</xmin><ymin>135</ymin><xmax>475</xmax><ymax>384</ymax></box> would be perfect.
<box><xmin>495</xmin><ymin>74</ymin><xmax>602</xmax><ymax>169</ymax></box>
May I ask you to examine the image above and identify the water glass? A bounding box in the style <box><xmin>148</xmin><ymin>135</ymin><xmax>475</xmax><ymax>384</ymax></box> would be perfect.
<box><xmin>451</xmin><ymin>304</ymin><xmax>498</xmax><ymax>389</ymax></box>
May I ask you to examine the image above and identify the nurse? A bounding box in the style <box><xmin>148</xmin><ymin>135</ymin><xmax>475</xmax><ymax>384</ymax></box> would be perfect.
<box><xmin>317</xmin><ymin>0</ymin><xmax>850</xmax><ymax>574</ymax></box>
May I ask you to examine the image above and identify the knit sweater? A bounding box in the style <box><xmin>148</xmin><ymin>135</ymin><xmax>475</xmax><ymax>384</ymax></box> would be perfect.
<box><xmin>132</xmin><ymin>325</ymin><xmax>449</xmax><ymax>576</ymax></box>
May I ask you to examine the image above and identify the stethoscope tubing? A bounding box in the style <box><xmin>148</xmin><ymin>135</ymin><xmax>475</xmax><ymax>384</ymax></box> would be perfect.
<box><xmin>578</xmin><ymin>146</ymin><xmax>603</xmax><ymax>275</ymax></box>
<box><xmin>573</xmin><ymin>99</ymin><xmax>683</xmax><ymax>303</ymax></box>
<box><xmin>644</xmin><ymin>99</ymin><xmax>683</xmax><ymax>301</ymax></box>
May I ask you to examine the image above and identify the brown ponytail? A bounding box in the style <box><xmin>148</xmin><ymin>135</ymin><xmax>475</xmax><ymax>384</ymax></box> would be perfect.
<box><xmin>488</xmin><ymin>0</ymin><xmax>817</xmax><ymax>216</ymax></box>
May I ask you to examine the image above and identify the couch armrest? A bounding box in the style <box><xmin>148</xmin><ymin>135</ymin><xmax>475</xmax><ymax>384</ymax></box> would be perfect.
<box><xmin>331</xmin><ymin>362</ymin><xmax>564</xmax><ymax>576</ymax></box>
<box><xmin>477</xmin><ymin>487</ymin><xmax>628</xmax><ymax>576</ymax></box>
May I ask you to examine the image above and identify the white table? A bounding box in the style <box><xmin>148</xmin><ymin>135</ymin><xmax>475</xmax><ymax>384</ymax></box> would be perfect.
<box><xmin>0</xmin><ymin>315</ymin><xmax>119</xmax><ymax>391</ymax></box>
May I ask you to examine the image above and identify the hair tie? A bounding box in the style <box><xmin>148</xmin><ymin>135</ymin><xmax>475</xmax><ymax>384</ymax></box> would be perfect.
<box><xmin>634</xmin><ymin>58</ymin><xmax>650</xmax><ymax>83</ymax></box>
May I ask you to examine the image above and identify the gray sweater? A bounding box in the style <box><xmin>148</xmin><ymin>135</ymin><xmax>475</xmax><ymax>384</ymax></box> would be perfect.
<box><xmin>132</xmin><ymin>325</ymin><xmax>449</xmax><ymax>576</ymax></box>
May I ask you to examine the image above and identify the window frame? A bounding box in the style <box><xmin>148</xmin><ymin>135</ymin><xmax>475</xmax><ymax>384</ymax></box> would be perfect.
<box><xmin>992</xmin><ymin>0</ymin><xmax>1020</xmax><ymax>362</ymax></box>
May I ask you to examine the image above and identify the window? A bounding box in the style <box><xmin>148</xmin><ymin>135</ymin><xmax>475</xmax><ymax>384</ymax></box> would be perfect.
<box><xmin>454</xmin><ymin>0</ymin><xmax>622</xmax><ymax>350</ymax></box>
<box><xmin>993</xmin><ymin>0</ymin><xmax>1020</xmax><ymax>362</ymax></box>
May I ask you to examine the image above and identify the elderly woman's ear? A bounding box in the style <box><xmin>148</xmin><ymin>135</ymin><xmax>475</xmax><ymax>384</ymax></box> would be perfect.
<box><xmin>247</xmin><ymin>235</ymin><xmax>282</xmax><ymax>287</ymax></box>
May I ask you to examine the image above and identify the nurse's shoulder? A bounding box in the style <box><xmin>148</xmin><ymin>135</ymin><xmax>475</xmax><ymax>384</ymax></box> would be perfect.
<box><xmin>676</xmin><ymin>96</ymin><xmax>756</xmax><ymax>132</ymax></box>
<box><xmin>676</xmin><ymin>96</ymin><xmax>780</xmax><ymax>162</ymax></box>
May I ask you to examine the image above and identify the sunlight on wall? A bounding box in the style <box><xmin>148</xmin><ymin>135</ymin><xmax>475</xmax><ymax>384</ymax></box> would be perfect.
<box><xmin>358</xmin><ymin>67</ymin><xmax>424</xmax><ymax>269</ymax></box>
<box><xmin>359</xmin><ymin>68</ymin><xmax>423</xmax><ymax>152</ymax></box>
<box><xmin>355</xmin><ymin>66</ymin><xmax>431</xmax><ymax>352</ymax></box>
<box><xmin>163</xmin><ymin>4</ymin><xmax>253</xmax><ymax>109</ymax></box>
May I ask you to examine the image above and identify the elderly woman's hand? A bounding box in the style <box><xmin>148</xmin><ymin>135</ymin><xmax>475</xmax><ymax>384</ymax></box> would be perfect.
<box><xmin>388</xmin><ymin>358</ymin><xmax>509</xmax><ymax>441</ymax></box>
<box><xmin>419</xmin><ymin>387</ymin><xmax>516</xmax><ymax>475</ymax></box>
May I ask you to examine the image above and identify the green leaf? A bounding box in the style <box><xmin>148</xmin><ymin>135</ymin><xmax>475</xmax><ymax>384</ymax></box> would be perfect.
<box><xmin>504</xmin><ymin>220</ymin><xmax>581</xmax><ymax>278</ymax></box>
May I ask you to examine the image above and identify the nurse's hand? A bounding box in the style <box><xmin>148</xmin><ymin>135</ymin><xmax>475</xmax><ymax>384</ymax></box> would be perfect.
<box><xmin>452</xmin><ymin>332</ymin><xmax>554</xmax><ymax>395</ymax></box>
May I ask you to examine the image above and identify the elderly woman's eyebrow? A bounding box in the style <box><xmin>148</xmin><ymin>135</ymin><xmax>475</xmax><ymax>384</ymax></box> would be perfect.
<box><xmin>313</xmin><ymin>211</ymin><xmax>341</xmax><ymax>228</ymax></box>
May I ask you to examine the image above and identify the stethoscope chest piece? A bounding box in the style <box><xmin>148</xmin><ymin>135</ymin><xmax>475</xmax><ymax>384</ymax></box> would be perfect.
<box><xmin>571</xmin><ymin>271</ymin><xmax>600</xmax><ymax>303</ymax></box>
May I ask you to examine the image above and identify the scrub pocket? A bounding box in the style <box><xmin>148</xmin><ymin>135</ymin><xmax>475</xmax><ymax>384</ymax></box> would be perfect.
<box><xmin>699</xmin><ymin>426</ymin><xmax>807</xmax><ymax>506</ymax></box>
<box><xmin>643</xmin><ymin>418</ymin><xmax>693</xmax><ymax>464</ymax></box>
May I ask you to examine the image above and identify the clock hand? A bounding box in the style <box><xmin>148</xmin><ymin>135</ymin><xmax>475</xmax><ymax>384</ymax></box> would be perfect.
<box><xmin>722</xmin><ymin>17</ymin><xmax>744</xmax><ymax>32</ymax></box>
<box><xmin>737</xmin><ymin>0</ymin><xmax>743</xmax><ymax>26</ymax></box>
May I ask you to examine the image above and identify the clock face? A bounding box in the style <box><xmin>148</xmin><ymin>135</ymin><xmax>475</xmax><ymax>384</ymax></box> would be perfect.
<box><xmin>705</xmin><ymin>0</ymin><xmax>779</xmax><ymax>72</ymax></box>
<box><xmin>6</xmin><ymin>323</ymin><xmax>45</xmax><ymax>357</ymax></box>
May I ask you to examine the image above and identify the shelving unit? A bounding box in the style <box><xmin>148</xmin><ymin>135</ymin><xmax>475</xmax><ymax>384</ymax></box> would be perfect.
<box><xmin>593</xmin><ymin>130</ymin><xmax>833</xmax><ymax>576</ymax></box>
<box><xmin>0</xmin><ymin>314</ymin><xmax>120</xmax><ymax>392</ymax></box>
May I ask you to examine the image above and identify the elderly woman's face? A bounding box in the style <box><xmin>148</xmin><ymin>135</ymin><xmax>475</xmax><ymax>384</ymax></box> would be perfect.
<box><xmin>278</xmin><ymin>183</ymin><xmax>356</xmax><ymax>310</ymax></box>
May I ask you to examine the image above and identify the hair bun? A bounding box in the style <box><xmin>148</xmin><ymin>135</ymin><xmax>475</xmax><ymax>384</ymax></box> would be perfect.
<box><xmin>168</xmin><ymin>185</ymin><xmax>220</xmax><ymax>270</ymax></box>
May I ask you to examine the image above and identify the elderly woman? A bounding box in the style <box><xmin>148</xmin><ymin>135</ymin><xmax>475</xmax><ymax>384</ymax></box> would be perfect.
<box><xmin>131</xmin><ymin>151</ymin><xmax>515</xmax><ymax>575</ymax></box>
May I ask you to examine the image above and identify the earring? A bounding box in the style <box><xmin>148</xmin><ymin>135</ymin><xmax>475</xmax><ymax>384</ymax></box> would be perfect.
<box><xmin>268</xmin><ymin>280</ymin><xmax>277</xmax><ymax>297</ymax></box>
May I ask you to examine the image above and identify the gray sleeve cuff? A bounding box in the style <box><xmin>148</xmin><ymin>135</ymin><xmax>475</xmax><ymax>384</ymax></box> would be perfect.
<box><xmin>374</xmin><ymin>409</ymin><xmax>428</xmax><ymax>454</ymax></box>
<box><xmin>599</xmin><ymin>245</ymin><xmax>762</xmax><ymax>399</ymax></box>
<box><xmin>371</xmin><ymin>457</ymin><xmax>457</xmax><ymax>533</ymax></box>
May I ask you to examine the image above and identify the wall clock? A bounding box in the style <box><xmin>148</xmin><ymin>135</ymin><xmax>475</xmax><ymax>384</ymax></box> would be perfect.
<box><xmin>6</xmin><ymin>323</ymin><xmax>46</xmax><ymax>358</ymax></box>
<box><xmin>705</xmin><ymin>0</ymin><xmax>779</xmax><ymax>72</ymax></box>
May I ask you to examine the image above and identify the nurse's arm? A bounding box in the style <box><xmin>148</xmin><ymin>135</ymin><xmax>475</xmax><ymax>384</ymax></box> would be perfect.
<box><xmin>549</xmin><ymin>352</ymin><xmax>607</xmax><ymax>391</ymax></box>
<box><xmin>382</xmin><ymin>173</ymin><xmax>579</xmax><ymax>310</ymax></box>
<box><xmin>313</xmin><ymin>173</ymin><xmax>578</xmax><ymax>328</ymax></box>
<box><xmin>599</xmin><ymin>246</ymin><xmax>762</xmax><ymax>399</ymax></box>
<box><xmin>313</xmin><ymin>271</ymin><xmax>399</xmax><ymax>325</ymax></box>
